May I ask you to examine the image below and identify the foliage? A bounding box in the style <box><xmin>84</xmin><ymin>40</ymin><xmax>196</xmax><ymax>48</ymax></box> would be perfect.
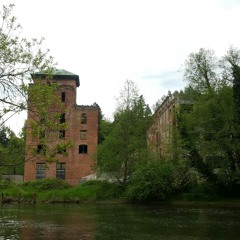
<box><xmin>0</xmin><ymin>4</ymin><xmax>56</xmax><ymax>124</ymax></box>
<box><xmin>75</xmin><ymin>180</ymin><xmax>125</xmax><ymax>200</ymax></box>
<box><xmin>126</xmin><ymin>160</ymin><xmax>203</xmax><ymax>202</ymax></box>
<box><xmin>92</xmin><ymin>102</ymin><xmax>110</xmax><ymax>144</ymax></box>
<box><xmin>97</xmin><ymin>80</ymin><xmax>152</xmax><ymax>185</ymax></box>
<box><xmin>126</xmin><ymin>162</ymin><xmax>175</xmax><ymax>202</ymax></box>
<box><xmin>0</xmin><ymin>125</ymin><xmax>24</xmax><ymax>174</ymax></box>
<box><xmin>180</xmin><ymin>183</ymin><xmax>220</xmax><ymax>201</ymax></box>
<box><xmin>180</xmin><ymin>47</ymin><xmax>240</xmax><ymax>193</ymax></box>
<box><xmin>26</xmin><ymin>78</ymin><xmax>74</xmax><ymax>163</ymax></box>
<box><xmin>184</xmin><ymin>48</ymin><xmax>219</xmax><ymax>92</ymax></box>
<box><xmin>0</xmin><ymin>179</ymin><xmax>15</xmax><ymax>189</ymax></box>
<box><xmin>22</xmin><ymin>178</ymin><xmax>71</xmax><ymax>191</ymax></box>
<box><xmin>0</xmin><ymin>126</ymin><xmax>13</xmax><ymax>147</ymax></box>
<box><xmin>0</xmin><ymin>180</ymin><xmax>125</xmax><ymax>203</ymax></box>
<box><xmin>0</xmin><ymin>4</ymin><xmax>71</xmax><ymax>165</ymax></box>
<box><xmin>115</xmin><ymin>79</ymin><xmax>139</xmax><ymax>112</ymax></box>
<box><xmin>98</xmin><ymin>118</ymin><xmax>112</xmax><ymax>144</ymax></box>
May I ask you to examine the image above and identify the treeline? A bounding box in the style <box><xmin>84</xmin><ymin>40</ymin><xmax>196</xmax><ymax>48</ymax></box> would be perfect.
<box><xmin>0</xmin><ymin>126</ymin><xmax>25</xmax><ymax>175</ymax></box>
<box><xmin>97</xmin><ymin>47</ymin><xmax>240</xmax><ymax>202</ymax></box>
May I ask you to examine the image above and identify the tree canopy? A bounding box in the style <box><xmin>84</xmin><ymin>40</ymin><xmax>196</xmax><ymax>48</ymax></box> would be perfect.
<box><xmin>178</xmin><ymin>47</ymin><xmax>240</xmax><ymax>193</ymax></box>
<box><xmin>97</xmin><ymin>80</ymin><xmax>152</xmax><ymax>184</ymax></box>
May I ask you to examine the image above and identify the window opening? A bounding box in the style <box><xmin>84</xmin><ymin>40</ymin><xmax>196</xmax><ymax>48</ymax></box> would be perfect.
<box><xmin>36</xmin><ymin>144</ymin><xmax>46</xmax><ymax>154</ymax></box>
<box><xmin>80</xmin><ymin>130</ymin><xmax>87</xmax><ymax>140</ymax></box>
<box><xmin>61</xmin><ymin>92</ymin><xmax>66</xmax><ymax>102</ymax></box>
<box><xmin>79</xmin><ymin>144</ymin><xmax>88</xmax><ymax>154</ymax></box>
<box><xmin>36</xmin><ymin>163</ymin><xmax>46</xmax><ymax>180</ymax></box>
<box><xmin>81</xmin><ymin>113</ymin><xmax>87</xmax><ymax>124</ymax></box>
<box><xmin>56</xmin><ymin>163</ymin><xmax>66</xmax><ymax>180</ymax></box>
<box><xmin>60</xmin><ymin>113</ymin><xmax>66</xmax><ymax>124</ymax></box>
<box><xmin>59</xmin><ymin>130</ymin><xmax>65</xmax><ymax>139</ymax></box>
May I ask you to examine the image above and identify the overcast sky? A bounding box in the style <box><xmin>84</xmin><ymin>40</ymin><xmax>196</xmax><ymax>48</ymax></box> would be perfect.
<box><xmin>2</xmin><ymin>0</ymin><xmax>240</xmax><ymax>134</ymax></box>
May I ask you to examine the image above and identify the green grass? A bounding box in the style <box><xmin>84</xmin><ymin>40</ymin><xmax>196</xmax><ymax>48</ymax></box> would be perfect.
<box><xmin>0</xmin><ymin>178</ymin><xmax>126</xmax><ymax>203</ymax></box>
<box><xmin>1</xmin><ymin>178</ymin><xmax>239</xmax><ymax>205</ymax></box>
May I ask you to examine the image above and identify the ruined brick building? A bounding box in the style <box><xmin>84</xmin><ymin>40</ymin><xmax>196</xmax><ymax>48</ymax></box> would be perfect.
<box><xmin>24</xmin><ymin>69</ymin><xmax>98</xmax><ymax>186</ymax></box>
<box><xmin>147</xmin><ymin>91</ymin><xmax>190</xmax><ymax>156</ymax></box>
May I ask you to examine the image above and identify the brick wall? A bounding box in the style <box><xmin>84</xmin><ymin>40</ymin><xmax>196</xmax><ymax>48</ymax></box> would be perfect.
<box><xmin>24</xmin><ymin>75</ymin><xmax>98</xmax><ymax>186</ymax></box>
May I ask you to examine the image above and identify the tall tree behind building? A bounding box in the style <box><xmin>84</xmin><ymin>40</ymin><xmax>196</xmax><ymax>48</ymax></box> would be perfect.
<box><xmin>97</xmin><ymin>80</ymin><xmax>152</xmax><ymax>184</ymax></box>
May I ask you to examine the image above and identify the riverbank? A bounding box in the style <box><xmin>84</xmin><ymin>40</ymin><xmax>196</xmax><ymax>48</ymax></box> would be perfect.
<box><xmin>0</xmin><ymin>178</ymin><xmax>126</xmax><ymax>204</ymax></box>
<box><xmin>1</xmin><ymin>178</ymin><xmax>240</xmax><ymax>206</ymax></box>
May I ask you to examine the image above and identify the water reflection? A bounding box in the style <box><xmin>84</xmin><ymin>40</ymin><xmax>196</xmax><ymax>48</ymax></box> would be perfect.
<box><xmin>0</xmin><ymin>203</ymin><xmax>240</xmax><ymax>239</ymax></box>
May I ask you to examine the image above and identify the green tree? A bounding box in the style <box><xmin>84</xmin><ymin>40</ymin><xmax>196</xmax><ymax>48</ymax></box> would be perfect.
<box><xmin>184</xmin><ymin>48</ymin><xmax>219</xmax><ymax>92</ymax></box>
<box><xmin>98</xmin><ymin>118</ymin><xmax>112</xmax><ymax>144</ymax></box>
<box><xmin>0</xmin><ymin>125</ymin><xmax>12</xmax><ymax>147</ymax></box>
<box><xmin>0</xmin><ymin>125</ymin><xmax>24</xmax><ymax>174</ymax></box>
<box><xmin>97</xmin><ymin>80</ymin><xmax>152</xmax><ymax>185</ymax></box>
<box><xmin>92</xmin><ymin>102</ymin><xmax>107</xmax><ymax>144</ymax></box>
<box><xmin>180</xmin><ymin>47</ymin><xmax>240</xmax><ymax>194</ymax></box>
<box><xmin>0</xmin><ymin>4</ymin><xmax>55</xmax><ymax>126</ymax></box>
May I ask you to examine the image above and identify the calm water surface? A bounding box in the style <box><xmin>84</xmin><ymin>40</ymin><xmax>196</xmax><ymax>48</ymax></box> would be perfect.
<box><xmin>0</xmin><ymin>203</ymin><xmax>240</xmax><ymax>240</ymax></box>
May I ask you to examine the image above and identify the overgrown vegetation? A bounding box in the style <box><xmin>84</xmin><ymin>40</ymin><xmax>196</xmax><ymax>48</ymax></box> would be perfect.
<box><xmin>97</xmin><ymin>47</ymin><xmax>240</xmax><ymax>203</ymax></box>
<box><xmin>0</xmin><ymin>125</ymin><xmax>25</xmax><ymax>174</ymax></box>
<box><xmin>0</xmin><ymin>178</ymin><xmax>125</xmax><ymax>203</ymax></box>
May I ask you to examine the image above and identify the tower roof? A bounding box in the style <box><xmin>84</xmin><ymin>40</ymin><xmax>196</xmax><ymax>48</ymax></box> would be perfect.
<box><xmin>31</xmin><ymin>69</ymin><xmax>80</xmax><ymax>87</ymax></box>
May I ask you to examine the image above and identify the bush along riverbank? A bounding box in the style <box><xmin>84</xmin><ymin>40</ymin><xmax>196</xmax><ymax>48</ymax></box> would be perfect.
<box><xmin>1</xmin><ymin>178</ymin><xmax>240</xmax><ymax>205</ymax></box>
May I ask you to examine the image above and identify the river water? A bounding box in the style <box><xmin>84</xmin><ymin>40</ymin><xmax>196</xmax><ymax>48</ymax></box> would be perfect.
<box><xmin>0</xmin><ymin>203</ymin><xmax>240</xmax><ymax>240</ymax></box>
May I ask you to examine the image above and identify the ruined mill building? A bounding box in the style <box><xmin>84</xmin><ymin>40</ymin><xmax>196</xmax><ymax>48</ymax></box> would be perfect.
<box><xmin>24</xmin><ymin>69</ymin><xmax>98</xmax><ymax>186</ymax></box>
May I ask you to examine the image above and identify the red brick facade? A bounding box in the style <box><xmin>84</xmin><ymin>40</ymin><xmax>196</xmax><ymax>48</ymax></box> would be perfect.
<box><xmin>147</xmin><ymin>92</ymin><xmax>178</xmax><ymax>156</ymax></box>
<box><xmin>24</xmin><ymin>70</ymin><xmax>98</xmax><ymax>185</ymax></box>
<box><xmin>147</xmin><ymin>91</ymin><xmax>190</xmax><ymax>157</ymax></box>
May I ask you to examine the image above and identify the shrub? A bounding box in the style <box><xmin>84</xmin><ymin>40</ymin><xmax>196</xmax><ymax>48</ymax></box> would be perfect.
<box><xmin>181</xmin><ymin>183</ymin><xmax>220</xmax><ymax>201</ymax></box>
<box><xmin>22</xmin><ymin>178</ymin><xmax>71</xmax><ymax>190</ymax></box>
<box><xmin>78</xmin><ymin>180</ymin><xmax>125</xmax><ymax>200</ymax></box>
<box><xmin>0</xmin><ymin>179</ymin><xmax>15</xmax><ymax>189</ymax></box>
<box><xmin>126</xmin><ymin>162</ymin><xmax>176</xmax><ymax>202</ymax></box>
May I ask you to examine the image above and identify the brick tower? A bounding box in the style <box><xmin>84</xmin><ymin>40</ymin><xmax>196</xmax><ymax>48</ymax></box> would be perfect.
<box><xmin>24</xmin><ymin>69</ymin><xmax>98</xmax><ymax>186</ymax></box>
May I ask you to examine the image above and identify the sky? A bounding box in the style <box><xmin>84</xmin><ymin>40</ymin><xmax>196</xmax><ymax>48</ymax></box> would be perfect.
<box><xmin>2</xmin><ymin>0</ymin><xmax>240</xmax><ymax>134</ymax></box>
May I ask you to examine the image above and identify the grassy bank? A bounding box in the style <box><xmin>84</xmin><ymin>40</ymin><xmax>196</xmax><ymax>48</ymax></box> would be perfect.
<box><xmin>0</xmin><ymin>178</ymin><xmax>126</xmax><ymax>204</ymax></box>
<box><xmin>1</xmin><ymin>178</ymin><xmax>240</xmax><ymax>206</ymax></box>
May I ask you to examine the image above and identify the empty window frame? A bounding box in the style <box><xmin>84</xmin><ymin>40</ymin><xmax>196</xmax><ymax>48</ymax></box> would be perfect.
<box><xmin>61</xmin><ymin>92</ymin><xmax>66</xmax><ymax>102</ymax></box>
<box><xmin>36</xmin><ymin>144</ymin><xmax>46</xmax><ymax>155</ymax></box>
<box><xmin>36</xmin><ymin>163</ymin><xmax>46</xmax><ymax>180</ymax></box>
<box><xmin>60</xmin><ymin>113</ymin><xmax>66</xmax><ymax>124</ymax></box>
<box><xmin>80</xmin><ymin>130</ymin><xmax>87</xmax><ymax>140</ymax></box>
<box><xmin>79</xmin><ymin>144</ymin><xmax>88</xmax><ymax>154</ymax></box>
<box><xmin>56</xmin><ymin>163</ymin><xmax>66</xmax><ymax>180</ymax></box>
<box><xmin>59</xmin><ymin>130</ymin><xmax>65</xmax><ymax>139</ymax></box>
<box><xmin>81</xmin><ymin>113</ymin><xmax>87</xmax><ymax>124</ymax></box>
